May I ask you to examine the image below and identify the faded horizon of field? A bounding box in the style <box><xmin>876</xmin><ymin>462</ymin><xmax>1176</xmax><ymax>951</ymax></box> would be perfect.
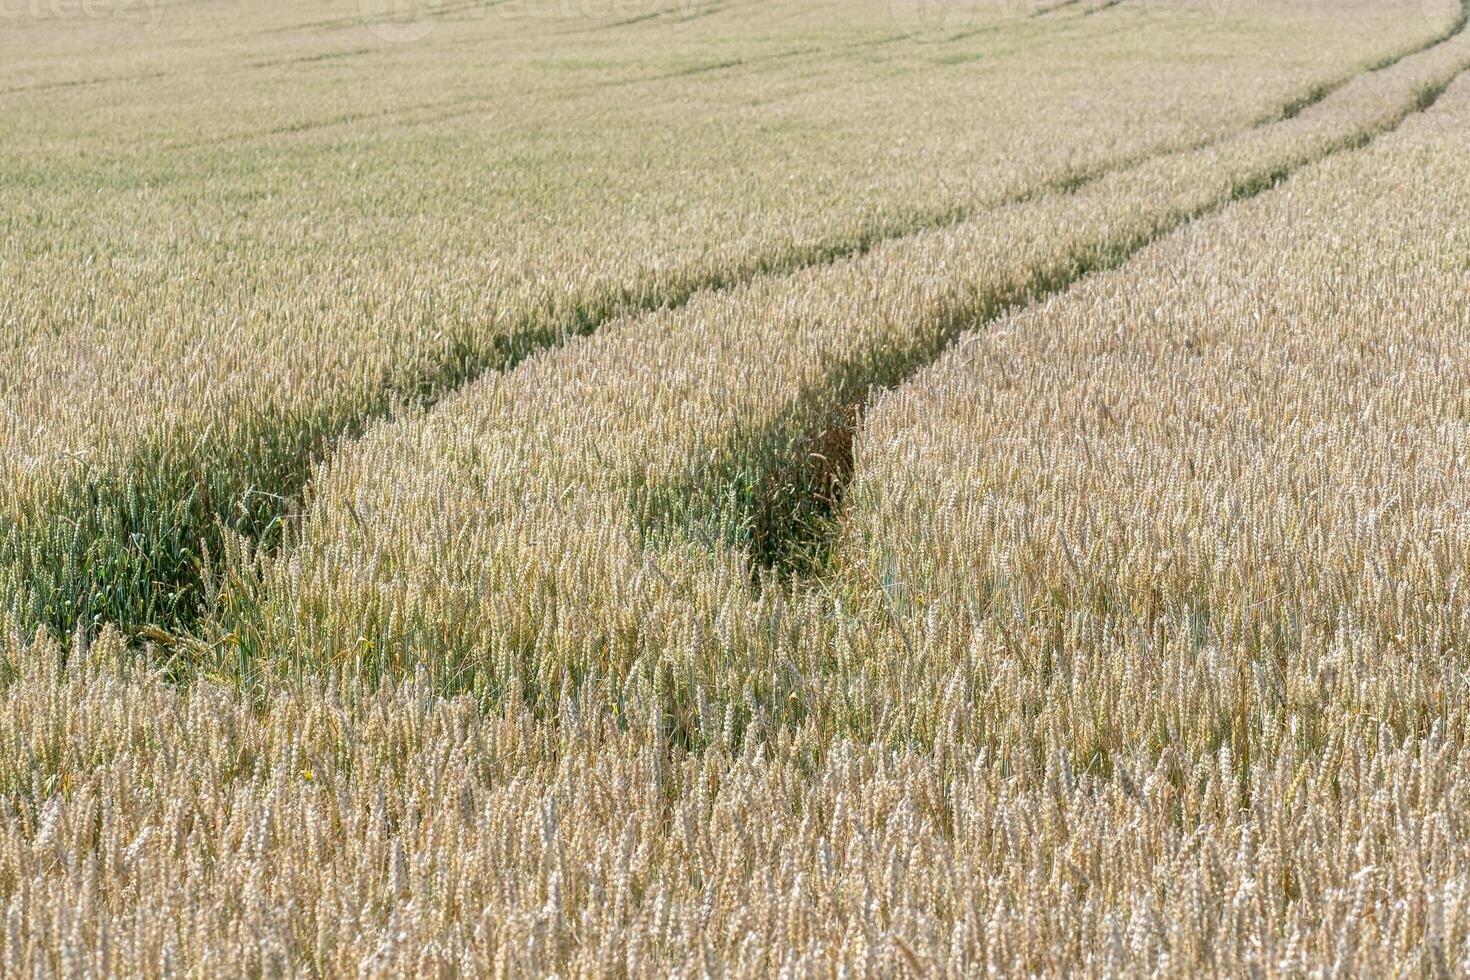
<box><xmin>3</xmin><ymin>0</ymin><xmax>1470</xmax><ymax>974</ymax></box>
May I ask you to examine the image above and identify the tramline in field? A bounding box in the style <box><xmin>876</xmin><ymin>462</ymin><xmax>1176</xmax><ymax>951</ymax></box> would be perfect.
<box><xmin>2</xmin><ymin>0</ymin><xmax>1469</xmax><ymax>974</ymax></box>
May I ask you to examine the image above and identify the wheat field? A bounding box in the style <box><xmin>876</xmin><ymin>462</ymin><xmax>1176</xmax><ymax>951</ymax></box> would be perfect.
<box><xmin>3</xmin><ymin>0</ymin><xmax>1470</xmax><ymax>974</ymax></box>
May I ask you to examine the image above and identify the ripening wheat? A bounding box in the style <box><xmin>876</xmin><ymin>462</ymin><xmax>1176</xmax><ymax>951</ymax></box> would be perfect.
<box><xmin>3</xmin><ymin>0</ymin><xmax>1417</xmax><ymax>638</ymax></box>
<box><xmin>2</xmin><ymin>0</ymin><xmax>1469</xmax><ymax>975</ymax></box>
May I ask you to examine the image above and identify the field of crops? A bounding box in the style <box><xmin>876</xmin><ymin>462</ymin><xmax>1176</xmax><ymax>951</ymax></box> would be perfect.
<box><xmin>4</xmin><ymin>0</ymin><xmax>1470</xmax><ymax>973</ymax></box>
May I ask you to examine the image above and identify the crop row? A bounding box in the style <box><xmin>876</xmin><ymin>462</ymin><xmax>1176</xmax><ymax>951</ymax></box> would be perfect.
<box><xmin>227</xmin><ymin>21</ymin><xmax>1470</xmax><ymax>738</ymax></box>
<box><xmin>0</xmin><ymin>0</ymin><xmax>1444</xmax><ymax>637</ymax></box>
